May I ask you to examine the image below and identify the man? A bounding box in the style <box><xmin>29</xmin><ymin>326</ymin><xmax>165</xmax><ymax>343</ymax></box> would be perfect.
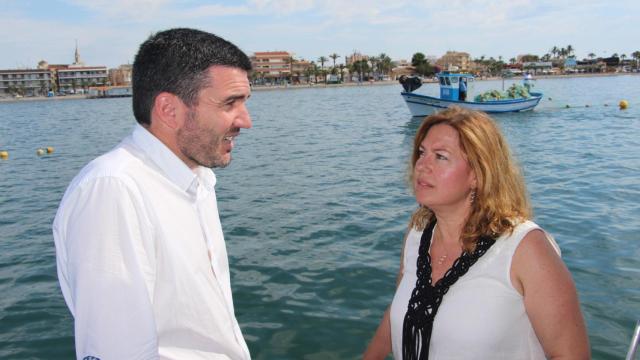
<box><xmin>459</xmin><ymin>77</ymin><xmax>467</xmax><ymax>101</ymax></box>
<box><xmin>53</xmin><ymin>28</ymin><xmax>253</xmax><ymax>359</ymax></box>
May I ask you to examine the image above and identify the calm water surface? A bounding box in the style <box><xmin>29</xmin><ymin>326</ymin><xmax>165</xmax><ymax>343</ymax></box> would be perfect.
<box><xmin>1</xmin><ymin>75</ymin><xmax>639</xmax><ymax>359</ymax></box>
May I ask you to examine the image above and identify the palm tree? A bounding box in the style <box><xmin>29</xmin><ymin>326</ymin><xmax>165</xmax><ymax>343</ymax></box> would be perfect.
<box><xmin>369</xmin><ymin>55</ymin><xmax>379</xmax><ymax>79</ymax></box>
<box><xmin>304</xmin><ymin>64</ymin><xmax>314</xmax><ymax>84</ymax></box>
<box><xmin>550</xmin><ymin>46</ymin><xmax>559</xmax><ymax>59</ymax></box>
<box><xmin>412</xmin><ymin>52</ymin><xmax>426</xmax><ymax>66</ymax></box>
<box><xmin>378</xmin><ymin>53</ymin><xmax>392</xmax><ymax>77</ymax></box>
<box><xmin>559</xmin><ymin>47</ymin><xmax>568</xmax><ymax>59</ymax></box>
<box><xmin>566</xmin><ymin>45</ymin><xmax>574</xmax><ymax>57</ymax></box>
<box><xmin>318</xmin><ymin>56</ymin><xmax>328</xmax><ymax>83</ymax></box>
<box><xmin>312</xmin><ymin>61</ymin><xmax>321</xmax><ymax>83</ymax></box>
<box><xmin>620</xmin><ymin>54</ymin><xmax>628</xmax><ymax>70</ymax></box>
<box><xmin>588</xmin><ymin>53</ymin><xmax>596</xmax><ymax>60</ymax></box>
<box><xmin>329</xmin><ymin>53</ymin><xmax>340</xmax><ymax>71</ymax></box>
<box><xmin>348</xmin><ymin>60</ymin><xmax>369</xmax><ymax>82</ymax></box>
<box><xmin>632</xmin><ymin>51</ymin><xmax>640</xmax><ymax>69</ymax></box>
<box><xmin>411</xmin><ymin>53</ymin><xmax>434</xmax><ymax>77</ymax></box>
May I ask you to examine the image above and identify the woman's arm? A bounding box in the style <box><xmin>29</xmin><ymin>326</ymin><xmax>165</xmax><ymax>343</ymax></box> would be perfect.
<box><xmin>511</xmin><ymin>229</ymin><xmax>590</xmax><ymax>359</ymax></box>
<box><xmin>363</xmin><ymin>228</ymin><xmax>410</xmax><ymax>360</ymax></box>
<box><xmin>363</xmin><ymin>307</ymin><xmax>393</xmax><ymax>360</ymax></box>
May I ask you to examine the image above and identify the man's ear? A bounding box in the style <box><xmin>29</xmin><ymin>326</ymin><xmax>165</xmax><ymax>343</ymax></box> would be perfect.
<box><xmin>151</xmin><ymin>92</ymin><xmax>184</xmax><ymax>130</ymax></box>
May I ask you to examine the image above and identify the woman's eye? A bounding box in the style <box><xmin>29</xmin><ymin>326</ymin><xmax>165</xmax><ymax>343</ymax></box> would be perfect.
<box><xmin>436</xmin><ymin>153</ymin><xmax>447</xmax><ymax>160</ymax></box>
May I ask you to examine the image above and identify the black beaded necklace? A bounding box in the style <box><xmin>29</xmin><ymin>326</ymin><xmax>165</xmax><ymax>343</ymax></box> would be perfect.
<box><xmin>402</xmin><ymin>220</ymin><xmax>496</xmax><ymax>360</ymax></box>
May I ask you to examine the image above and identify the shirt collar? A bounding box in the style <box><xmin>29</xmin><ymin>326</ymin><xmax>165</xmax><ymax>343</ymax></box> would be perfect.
<box><xmin>131</xmin><ymin>124</ymin><xmax>217</xmax><ymax>193</ymax></box>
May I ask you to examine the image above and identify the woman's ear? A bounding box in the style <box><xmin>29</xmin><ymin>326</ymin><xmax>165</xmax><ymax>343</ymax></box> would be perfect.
<box><xmin>469</xmin><ymin>169</ymin><xmax>478</xmax><ymax>190</ymax></box>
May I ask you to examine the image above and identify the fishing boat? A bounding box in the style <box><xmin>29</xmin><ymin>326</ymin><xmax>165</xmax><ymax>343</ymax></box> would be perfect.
<box><xmin>400</xmin><ymin>72</ymin><xmax>543</xmax><ymax>116</ymax></box>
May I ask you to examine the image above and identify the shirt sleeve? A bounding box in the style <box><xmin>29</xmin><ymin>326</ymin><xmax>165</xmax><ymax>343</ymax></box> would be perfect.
<box><xmin>54</xmin><ymin>176</ymin><xmax>158</xmax><ymax>360</ymax></box>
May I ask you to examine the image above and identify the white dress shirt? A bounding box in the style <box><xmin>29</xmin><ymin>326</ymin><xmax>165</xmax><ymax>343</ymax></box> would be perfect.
<box><xmin>53</xmin><ymin>124</ymin><xmax>251</xmax><ymax>360</ymax></box>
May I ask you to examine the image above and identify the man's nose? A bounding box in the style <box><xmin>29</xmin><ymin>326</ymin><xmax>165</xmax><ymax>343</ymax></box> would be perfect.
<box><xmin>236</xmin><ymin>105</ymin><xmax>252</xmax><ymax>129</ymax></box>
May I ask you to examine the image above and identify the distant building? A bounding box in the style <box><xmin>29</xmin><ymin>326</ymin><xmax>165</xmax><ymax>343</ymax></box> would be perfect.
<box><xmin>1</xmin><ymin>43</ymin><xmax>110</xmax><ymax>96</ymax></box>
<box><xmin>503</xmin><ymin>63</ymin><xmax>524</xmax><ymax>75</ymax></box>
<box><xmin>436</xmin><ymin>51</ymin><xmax>471</xmax><ymax>71</ymax></box>
<box><xmin>0</xmin><ymin>68</ymin><xmax>53</xmax><ymax>96</ymax></box>
<box><xmin>55</xmin><ymin>65</ymin><xmax>108</xmax><ymax>92</ymax></box>
<box><xmin>346</xmin><ymin>52</ymin><xmax>369</xmax><ymax>66</ymax></box>
<box><xmin>42</xmin><ymin>43</ymin><xmax>108</xmax><ymax>92</ymax></box>
<box><xmin>523</xmin><ymin>61</ymin><xmax>553</xmax><ymax>75</ymax></box>
<box><xmin>109</xmin><ymin>64</ymin><xmax>133</xmax><ymax>86</ymax></box>
<box><xmin>290</xmin><ymin>59</ymin><xmax>313</xmax><ymax>84</ymax></box>
<box><xmin>250</xmin><ymin>51</ymin><xmax>292</xmax><ymax>84</ymax></box>
<box><xmin>575</xmin><ymin>59</ymin><xmax>603</xmax><ymax>73</ymax></box>
<box><xmin>600</xmin><ymin>56</ymin><xmax>620</xmax><ymax>70</ymax></box>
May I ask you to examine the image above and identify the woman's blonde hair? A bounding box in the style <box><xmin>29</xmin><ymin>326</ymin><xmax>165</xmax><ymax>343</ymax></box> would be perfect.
<box><xmin>408</xmin><ymin>107</ymin><xmax>531</xmax><ymax>251</ymax></box>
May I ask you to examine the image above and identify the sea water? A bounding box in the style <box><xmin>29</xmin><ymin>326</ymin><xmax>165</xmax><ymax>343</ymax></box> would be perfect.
<box><xmin>1</xmin><ymin>75</ymin><xmax>638</xmax><ymax>359</ymax></box>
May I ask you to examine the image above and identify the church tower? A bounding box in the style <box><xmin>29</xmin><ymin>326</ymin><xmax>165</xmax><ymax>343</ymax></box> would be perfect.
<box><xmin>73</xmin><ymin>40</ymin><xmax>84</xmax><ymax>66</ymax></box>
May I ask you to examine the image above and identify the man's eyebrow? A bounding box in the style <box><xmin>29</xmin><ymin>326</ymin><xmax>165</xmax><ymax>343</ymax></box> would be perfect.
<box><xmin>222</xmin><ymin>93</ymin><xmax>250</xmax><ymax>103</ymax></box>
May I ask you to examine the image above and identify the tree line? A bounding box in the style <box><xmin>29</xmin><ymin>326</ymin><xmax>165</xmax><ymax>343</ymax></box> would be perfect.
<box><xmin>251</xmin><ymin>45</ymin><xmax>640</xmax><ymax>84</ymax></box>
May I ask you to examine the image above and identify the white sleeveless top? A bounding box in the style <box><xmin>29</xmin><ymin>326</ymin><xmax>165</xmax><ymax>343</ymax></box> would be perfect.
<box><xmin>389</xmin><ymin>220</ymin><xmax>560</xmax><ymax>359</ymax></box>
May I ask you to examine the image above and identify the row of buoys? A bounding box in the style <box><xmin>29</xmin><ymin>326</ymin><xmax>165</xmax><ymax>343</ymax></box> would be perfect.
<box><xmin>37</xmin><ymin>147</ymin><xmax>55</xmax><ymax>156</ymax></box>
<box><xmin>549</xmin><ymin>97</ymin><xmax>630</xmax><ymax>110</ymax></box>
<box><xmin>0</xmin><ymin>147</ymin><xmax>54</xmax><ymax>160</ymax></box>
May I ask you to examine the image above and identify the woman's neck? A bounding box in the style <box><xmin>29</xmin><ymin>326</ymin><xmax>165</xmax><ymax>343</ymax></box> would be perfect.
<box><xmin>432</xmin><ymin>204</ymin><xmax>471</xmax><ymax>245</ymax></box>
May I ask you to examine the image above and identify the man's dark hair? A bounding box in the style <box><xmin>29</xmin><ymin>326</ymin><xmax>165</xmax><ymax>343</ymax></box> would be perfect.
<box><xmin>132</xmin><ymin>28</ymin><xmax>252</xmax><ymax>125</ymax></box>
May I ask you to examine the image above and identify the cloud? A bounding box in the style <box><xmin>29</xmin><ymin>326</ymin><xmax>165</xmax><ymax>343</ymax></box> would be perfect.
<box><xmin>178</xmin><ymin>4</ymin><xmax>250</xmax><ymax>18</ymax></box>
<box><xmin>249</xmin><ymin>0</ymin><xmax>315</xmax><ymax>15</ymax></box>
<box><xmin>65</xmin><ymin>0</ymin><xmax>171</xmax><ymax>21</ymax></box>
<box><xmin>1</xmin><ymin>0</ymin><xmax>638</xmax><ymax>69</ymax></box>
<box><xmin>0</xmin><ymin>12</ymin><xmax>147</xmax><ymax>68</ymax></box>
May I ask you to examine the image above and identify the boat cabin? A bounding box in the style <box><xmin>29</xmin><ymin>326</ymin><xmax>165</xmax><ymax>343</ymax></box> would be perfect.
<box><xmin>437</xmin><ymin>72</ymin><xmax>474</xmax><ymax>101</ymax></box>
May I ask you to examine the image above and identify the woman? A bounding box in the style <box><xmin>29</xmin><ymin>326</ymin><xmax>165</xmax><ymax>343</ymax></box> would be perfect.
<box><xmin>364</xmin><ymin>107</ymin><xmax>589</xmax><ymax>359</ymax></box>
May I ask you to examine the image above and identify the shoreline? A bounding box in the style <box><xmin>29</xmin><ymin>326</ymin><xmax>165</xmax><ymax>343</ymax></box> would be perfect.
<box><xmin>1</xmin><ymin>72</ymin><xmax>636</xmax><ymax>103</ymax></box>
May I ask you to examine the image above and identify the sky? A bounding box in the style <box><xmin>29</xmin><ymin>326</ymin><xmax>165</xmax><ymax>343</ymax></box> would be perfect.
<box><xmin>1</xmin><ymin>0</ymin><xmax>639</xmax><ymax>69</ymax></box>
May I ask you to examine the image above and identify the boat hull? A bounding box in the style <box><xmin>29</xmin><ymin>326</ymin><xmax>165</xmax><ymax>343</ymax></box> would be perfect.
<box><xmin>401</xmin><ymin>92</ymin><xmax>543</xmax><ymax>117</ymax></box>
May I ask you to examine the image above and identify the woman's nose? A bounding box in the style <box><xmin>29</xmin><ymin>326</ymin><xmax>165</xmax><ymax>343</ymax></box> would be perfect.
<box><xmin>415</xmin><ymin>155</ymin><xmax>430</xmax><ymax>171</ymax></box>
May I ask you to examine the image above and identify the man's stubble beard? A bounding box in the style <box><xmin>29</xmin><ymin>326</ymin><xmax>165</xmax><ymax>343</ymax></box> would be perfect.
<box><xmin>177</xmin><ymin>108</ymin><xmax>230</xmax><ymax>169</ymax></box>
